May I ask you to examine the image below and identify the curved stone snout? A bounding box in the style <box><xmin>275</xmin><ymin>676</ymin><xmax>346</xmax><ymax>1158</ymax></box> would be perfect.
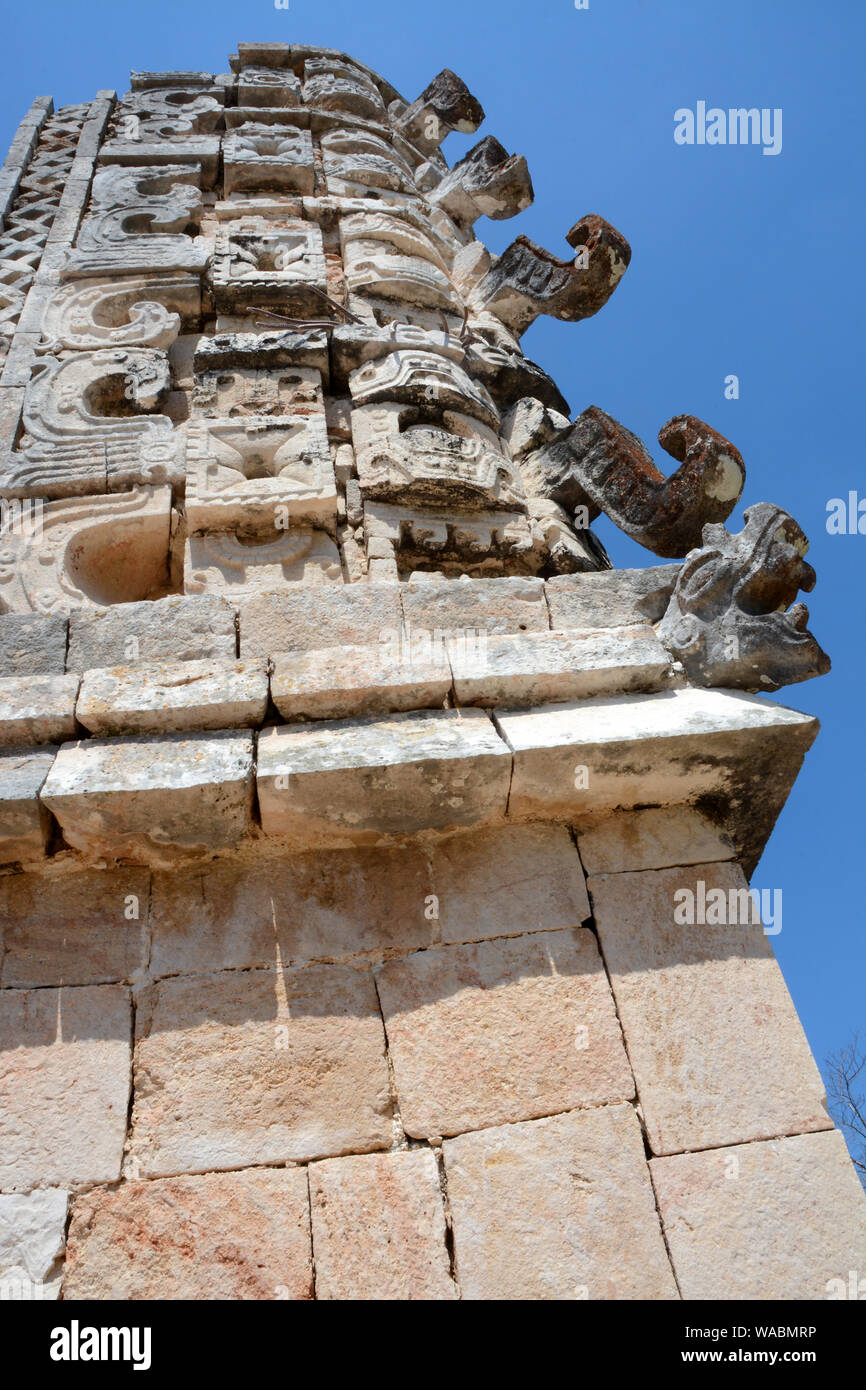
<box><xmin>657</xmin><ymin>502</ymin><xmax>831</xmax><ymax>692</ymax></box>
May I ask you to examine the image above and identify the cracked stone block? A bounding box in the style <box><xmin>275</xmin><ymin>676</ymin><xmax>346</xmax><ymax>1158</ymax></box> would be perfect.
<box><xmin>651</xmin><ymin>1130</ymin><xmax>866</xmax><ymax>1301</ymax></box>
<box><xmin>0</xmin><ymin>984</ymin><xmax>131</xmax><ymax>1191</ymax></box>
<box><xmin>0</xmin><ymin>673</ymin><xmax>79</xmax><ymax>745</ymax></box>
<box><xmin>429</xmin><ymin>823</ymin><xmax>590</xmax><ymax>943</ymax></box>
<box><xmin>0</xmin><ymin>1188</ymin><xmax>68</xmax><ymax>1300</ymax></box>
<box><xmin>129</xmin><ymin>963</ymin><xmax>392</xmax><ymax>1176</ymax></box>
<box><xmin>40</xmin><ymin>731</ymin><xmax>255</xmax><ymax>865</ymax></box>
<box><xmin>76</xmin><ymin>658</ymin><xmax>268</xmax><ymax>735</ymax></box>
<box><xmin>66</xmin><ymin>596</ymin><xmax>237</xmax><ymax>672</ymax></box>
<box><xmin>238</xmin><ymin>584</ymin><xmax>402</xmax><ymax>658</ymax></box>
<box><xmin>575</xmin><ymin>806</ymin><xmax>735</xmax><ymax>875</ymax></box>
<box><xmin>588</xmin><ymin>862</ymin><xmax>832</xmax><ymax>1154</ymax></box>
<box><xmin>443</xmin><ymin>1104</ymin><xmax>679</xmax><ymax>1300</ymax></box>
<box><xmin>63</xmin><ymin>1167</ymin><xmax>312</xmax><ymax>1300</ymax></box>
<box><xmin>375</xmin><ymin>928</ymin><xmax>633</xmax><ymax>1139</ymax></box>
<box><xmin>0</xmin><ymin>614</ymin><xmax>68</xmax><ymax>676</ymax></box>
<box><xmin>401</xmin><ymin>576</ymin><xmax>548</xmax><ymax>637</ymax></box>
<box><xmin>545</xmin><ymin>566</ymin><xmax>680</xmax><ymax>631</ymax></box>
<box><xmin>149</xmin><ymin>844</ymin><xmax>432</xmax><ymax>977</ymax></box>
<box><xmin>0</xmin><ymin>747</ymin><xmax>56</xmax><ymax>864</ymax></box>
<box><xmin>309</xmin><ymin>1150</ymin><xmax>456</xmax><ymax>1300</ymax></box>
<box><xmin>271</xmin><ymin>642</ymin><xmax>451</xmax><ymax>721</ymax></box>
<box><xmin>0</xmin><ymin>867</ymin><xmax>148</xmax><ymax>988</ymax></box>
<box><xmin>257</xmin><ymin>708</ymin><xmax>511</xmax><ymax>845</ymax></box>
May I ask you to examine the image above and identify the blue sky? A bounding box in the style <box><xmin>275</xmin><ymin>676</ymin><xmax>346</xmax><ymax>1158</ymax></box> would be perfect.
<box><xmin>2</xmin><ymin>1</ymin><xmax>863</xmax><ymax>1125</ymax></box>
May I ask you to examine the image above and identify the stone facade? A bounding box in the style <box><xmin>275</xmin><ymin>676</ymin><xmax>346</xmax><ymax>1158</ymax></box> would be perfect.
<box><xmin>0</xmin><ymin>41</ymin><xmax>861</xmax><ymax>1302</ymax></box>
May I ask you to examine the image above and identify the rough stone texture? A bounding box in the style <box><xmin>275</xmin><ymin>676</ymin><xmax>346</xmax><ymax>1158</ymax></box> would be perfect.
<box><xmin>429</xmin><ymin>823</ymin><xmax>590</xmax><ymax>943</ymax></box>
<box><xmin>309</xmin><ymin>1150</ymin><xmax>456</xmax><ymax>1300</ymax></box>
<box><xmin>271</xmin><ymin>643</ymin><xmax>450</xmax><ymax>722</ymax></box>
<box><xmin>444</xmin><ymin>1104</ymin><xmax>679</xmax><ymax>1300</ymax></box>
<box><xmin>66</xmin><ymin>596</ymin><xmax>237</xmax><ymax>671</ymax></box>
<box><xmin>41</xmin><ymin>730</ymin><xmax>255</xmax><ymax>864</ymax></box>
<box><xmin>63</xmin><ymin>1168</ymin><xmax>313</xmax><ymax>1300</ymax></box>
<box><xmin>0</xmin><ymin>1188</ymin><xmax>68</xmax><ymax>1299</ymax></box>
<box><xmin>0</xmin><ymin>867</ymin><xmax>148</xmax><ymax>987</ymax></box>
<box><xmin>0</xmin><ymin>747</ymin><xmax>56</xmax><ymax>863</ymax></box>
<box><xmin>0</xmin><ymin>672</ymin><xmax>79</xmax><ymax>744</ymax></box>
<box><xmin>400</xmin><ymin>576</ymin><xmax>549</xmax><ymax>637</ymax></box>
<box><xmin>258</xmin><ymin>708</ymin><xmax>511</xmax><ymax>845</ymax></box>
<box><xmin>546</xmin><ymin>565</ymin><xmax>680</xmax><ymax>631</ymax></box>
<box><xmin>0</xmin><ymin>984</ymin><xmax>131</xmax><ymax>1190</ymax></box>
<box><xmin>239</xmin><ymin>585</ymin><xmax>402</xmax><ymax>658</ymax></box>
<box><xmin>149</xmin><ymin>844</ymin><xmax>432</xmax><ymax>977</ymax></box>
<box><xmin>0</xmin><ymin>614</ymin><xmax>68</xmax><ymax>676</ymax></box>
<box><xmin>651</xmin><ymin>1130</ymin><xmax>866</xmax><ymax>1301</ymax></box>
<box><xmin>129</xmin><ymin>963</ymin><xmax>392</xmax><ymax>1175</ymax></box>
<box><xmin>588</xmin><ymin>862</ymin><xmax>833</xmax><ymax>1154</ymax></box>
<box><xmin>575</xmin><ymin>805</ymin><xmax>735</xmax><ymax>875</ymax></box>
<box><xmin>450</xmin><ymin>626</ymin><xmax>672</xmax><ymax>707</ymax></box>
<box><xmin>76</xmin><ymin>658</ymin><xmax>268</xmax><ymax>735</ymax></box>
<box><xmin>375</xmin><ymin>928</ymin><xmax>633</xmax><ymax>1139</ymax></box>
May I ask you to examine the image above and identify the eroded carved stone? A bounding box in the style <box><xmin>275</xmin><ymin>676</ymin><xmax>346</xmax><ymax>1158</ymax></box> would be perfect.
<box><xmin>222</xmin><ymin>126</ymin><xmax>315</xmax><ymax>195</ymax></box>
<box><xmin>210</xmin><ymin>218</ymin><xmax>326</xmax><ymax>312</ymax></box>
<box><xmin>392</xmin><ymin>70</ymin><xmax>485</xmax><ymax>156</ymax></box>
<box><xmin>302</xmin><ymin>58</ymin><xmax>386</xmax><ymax>121</ymax></box>
<box><xmin>185</xmin><ymin>529</ymin><xmax>342</xmax><ymax>594</ymax></box>
<box><xmin>430</xmin><ymin>136</ymin><xmax>533</xmax><ymax>227</ymax></box>
<box><xmin>40</xmin><ymin>274</ymin><xmax>200</xmax><ymax>351</ymax></box>
<box><xmin>349</xmin><ymin>349</ymin><xmax>499</xmax><ymax>430</ymax></box>
<box><xmin>65</xmin><ymin>165</ymin><xmax>206</xmax><ymax>277</ymax></box>
<box><xmin>237</xmin><ymin>67</ymin><xmax>301</xmax><ymax>108</ymax></box>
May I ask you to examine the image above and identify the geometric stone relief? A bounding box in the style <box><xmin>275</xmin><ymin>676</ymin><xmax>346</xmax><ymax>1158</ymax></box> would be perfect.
<box><xmin>302</xmin><ymin>58</ymin><xmax>387</xmax><ymax>121</ymax></box>
<box><xmin>222</xmin><ymin>127</ymin><xmax>315</xmax><ymax>196</ymax></box>
<box><xmin>348</xmin><ymin>349</ymin><xmax>499</xmax><ymax>430</ymax></box>
<box><xmin>185</xmin><ymin>529</ymin><xmax>342</xmax><ymax>596</ymax></box>
<box><xmin>236</xmin><ymin>67</ymin><xmax>302</xmax><ymax>109</ymax></box>
<box><xmin>64</xmin><ymin>165</ymin><xmax>207</xmax><ymax>277</ymax></box>
<box><xmin>321</xmin><ymin>129</ymin><xmax>416</xmax><ymax>198</ymax></box>
<box><xmin>210</xmin><ymin>219</ymin><xmax>327</xmax><ymax>313</ymax></box>
<box><xmin>191</xmin><ymin>365</ymin><xmax>324</xmax><ymax>419</ymax></box>
<box><xmin>341</xmin><ymin>211</ymin><xmax>461</xmax><ymax>312</ymax></box>
<box><xmin>39</xmin><ymin>274</ymin><xmax>200</xmax><ymax>351</ymax></box>
<box><xmin>115</xmin><ymin>86</ymin><xmax>225</xmax><ymax>132</ymax></box>
<box><xmin>0</xmin><ymin>349</ymin><xmax>180</xmax><ymax>498</ymax></box>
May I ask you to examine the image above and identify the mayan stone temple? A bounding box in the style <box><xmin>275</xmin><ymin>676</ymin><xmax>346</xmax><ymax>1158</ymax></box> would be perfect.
<box><xmin>0</xmin><ymin>40</ymin><xmax>863</xmax><ymax>1304</ymax></box>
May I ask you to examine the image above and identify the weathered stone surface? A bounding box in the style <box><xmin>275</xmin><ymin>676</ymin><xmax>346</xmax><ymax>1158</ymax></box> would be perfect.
<box><xmin>429</xmin><ymin>823</ymin><xmax>590</xmax><ymax>943</ymax></box>
<box><xmin>129</xmin><ymin>963</ymin><xmax>392</xmax><ymax>1175</ymax></box>
<box><xmin>0</xmin><ymin>1188</ymin><xmax>68</xmax><ymax>1300</ymax></box>
<box><xmin>67</xmin><ymin>595</ymin><xmax>236</xmax><ymax>671</ymax></box>
<box><xmin>149</xmin><ymin>844</ymin><xmax>432</xmax><ymax>977</ymax></box>
<box><xmin>0</xmin><ymin>867</ymin><xmax>148</xmax><ymax>987</ymax></box>
<box><xmin>545</xmin><ymin>565</ymin><xmax>680</xmax><ymax>631</ymax></box>
<box><xmin>651</xmin><ymin>1130</ymin><xmax>866</xmax><ymax>1301</ymax></box>
<box><xmin>239</xmin><ymin>584</ymin><xmax>402</xmax><ymax>658</ymax></box>
<box><xmin>41</xmin><ymin>730</ymin><xmax>255</xmax><ymax>864</ymax></box>
<box><xmin>400</xmin><ymin>575</ymin><xmax>548</xmax><ymax>637</ymax></box>
<box><xmin>0</xmin><ymin>984</ymin><xmax>131</xmax><ymax>1190</ymax></box>
<box><xmin>0</xmin><ymin>747</ymin><xmax>55</xmax><ymax>863</ymax></box>
<box><xmin>271</xmin><ymin>642</ymin><xmax>450</xmax><ymax>721</ymax></box>
<box><xmin>588</xmin><ymin>862</ymin><xmax>832</xmax><ymax>1154</ymax></box>
<box><xmin>63</xmin><ymin>1168</ymin><xmax>312</xmax><ymax>1300</ymax></box>
<box><xmin>443</xmin><ymin>1104</ymin><xmax>678</xmax><ymax>1300</ymax></box>
<box><xmin>309</xmin><ymin>1150</ymin><xmax>456</xmax><ymax>1300</ymax></box>
<box><xmin>451</xmin><ymin>626</ymin><xmax>672</xmax><ymax>707</ymax></box>
<box><xmin>258</xmin><ymin>709</ymin><xmax>511</xmax><ymax>845</ymax></box>
<box><xmin>186</xmin><ymin>529</ymin><xmax>342</xmax><ymax>597</ymax></box>
<box><xmin>0</xmin><ymin>614</ymin><xmax>67</xmax><ymax>675</ymax></box>
<box><xmin>0</xmin><ymin>673</ymin><xmax>79</xmax><ymax>744</ymax></box>
<box><xmin>376</xmin><ymin>928</ymin><xmax>633</xmax><ymax>1138</ymax></box>
<box><xmin>575</xmin><ymin>805</ymin><xmax>735</xmax><ymax>875</ymax></box>
<box><xmin>76</xmin><ymin>658</ymin><xmax>268</xmax><ymax>735</ymax></box>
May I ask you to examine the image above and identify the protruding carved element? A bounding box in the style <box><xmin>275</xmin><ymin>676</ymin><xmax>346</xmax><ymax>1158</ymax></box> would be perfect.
<box><xmin>302</xmin><ymin>58</ymin><xmax>386</xmax><ymax>120</ymax></box>
<box><xmin>657</xmin><ymin>503</ymin><xmax>831</xmax><ymax>691</ymax></box>
<box><xmin>40</xmin><ymin>274</ymin><xmax>200</xmax><ymax>351</ymax></box>
<box><xmin>469</xmin><ymin>217</ymin><xmax>631</xmax><ymax>335</ymax></box>
<box><xmin>393</xmin><ymin>70</ymin><xmax>485</xmax><ymax>155</ymax></box>
<box><xmin>429</xmin><ymin>136</ymin><xmax>534</xmax><ymax>227</ymax></box>
<box><xmin>521</xmin><ymin>407</ymin><xmax>746</xmax><ymax>558</ymax></box>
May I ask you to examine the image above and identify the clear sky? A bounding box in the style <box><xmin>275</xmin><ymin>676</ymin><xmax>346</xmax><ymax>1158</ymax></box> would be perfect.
<box><xmin>2</xmin><ymin>0</ymin><xmax>863</xmax><ymax>1140</ymax></box>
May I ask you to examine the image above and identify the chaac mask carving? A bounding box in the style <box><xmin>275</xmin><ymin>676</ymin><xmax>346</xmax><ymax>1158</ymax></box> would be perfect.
<box><xmin>657</xmin><ymin>502</ymin><xmax>830</xmax><ymax>692</ymax></box>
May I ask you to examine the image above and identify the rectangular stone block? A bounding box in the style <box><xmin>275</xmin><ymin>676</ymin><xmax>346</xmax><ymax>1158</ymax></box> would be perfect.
<box><xmin>546</xmin><ymin>565</ymin><xmax>679</xmax><ymax>631</ymax></box>
<box><xmin>76</xmin><ymin>658</ymin><xmax>268</xmax><ymax>736</ymax></box>
<box><xmin>0</xmin><ymin>868</ymin><xmax>148</xmax><ymax>988</ymax></box>
<box><xmin>63</xmin><ymin>1168</ymin><xmax>313</xmax><ymax>1300</ymax></box>
<box><xmin>67</xmin><ymin>595</ymin><xmax>237</xmax><ymax>672</ymax></box>
<box><xmin>239</xmin><ymin>583</ymin><xmax>402</xmax><ymax>658</ymax></box>
<box><xmin>443</xmin><ymin>1104</ymin><xmax>679</xmax><ymax>1300</ymax></box>
<box><xmin>401</xmin><ymin>576</ymin><xmax>549</xmax><ymax>637</ymax></box>
<box><xmin>149</xmin><ymin>844</ymin><xmax>432</xmax><ymax>977</ymax></box>
<box><xmin>257</xmin><ymin>709</ymin><xmax>511</xmax><ymax>845</ymax></box>
<box><xmin>430</xmin><ymin>823</ymin><xmax>590</xmax><ymax>943</ymax></box>
<box><xmin>375</xmin><ymin>928</ymin><xmax>634</xmax><ymax>1139</ymax></box>
<box><xmin>271</xmin><ymin>642</ymin><xmax>451</xmax><ymax>721</ymax></box>
<box><xmin>588</xmin><ymin>862</ymin><xmax>832</xmax><ymax>1154</ymax></box>
<box><xmin>651</xmin><ymin>1130</ymin><xmax>866</xmax><ymax>1300</ymax></box>
<box><xmin>129</xmin><ymin>963</ymin><xmax>392</xmax><ymax>1176</ymax></box>
<box><xmin>575</xmin><ymin>805</ymin><xmax>735</xmax><ymax>875</ymax></box>
<box><xmin>0</xmin><ymin>747</ymin><xmax>56</xmax><ymax>864</ymax></box>
<box><xmin>0</xmin><ymin>673</ymin><xmax>79</xmax><ymax>745</ymax></box>
<box><xmin>0</xmin><ymin>1188</ymin><xmax>68</xmax><ymax>1300</ymax></box>
<box><xmin>450</xmin><ymin>626</ymin><xmax>672</xmax><ymax>708</ymax></box>
<box><xmin>0</xmin><ymin>984</ymin><xmax>131</xmax><ymax>1190</ymax></box>
<box><xmin>309</xmin><ymin>1150</ymin><xmax>456</xmax><ymax>1300</ymax></box>
<box><xmin>40</xmin><ymin>731</ymin><xmax>255</xmax><ymax>864</ymax></box>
